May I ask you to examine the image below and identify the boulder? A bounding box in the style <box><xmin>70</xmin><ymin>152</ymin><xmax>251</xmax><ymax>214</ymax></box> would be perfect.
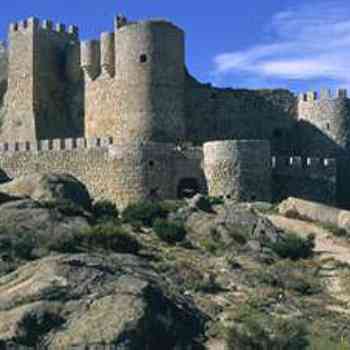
<box><xmin>186</xmin><ymin>202</ymin><xmax>283</xmax><ymax>250</ymax></box>
<box><xmin>0</xmin><ymin>254</ymin><xmax>206</xmax><ymax>349</ymax></box>
<box><xmin>279</xmin><ymin>197</ymin><xmax>350</xmax><ymax>233</ymax></box>
<box><xmin>0</xmin><ymin>173</ymin><xmax>92</xmax><ymax>209</ymax></box>
<box><xmin>0</xmin><ymin>199</ymin><xmax>90</xmax><ymax>272</ymax></box>
<box><xmin>0</xmin><ymin>192</ymin><xmax>22</xmax><ymax>206</ymax></box>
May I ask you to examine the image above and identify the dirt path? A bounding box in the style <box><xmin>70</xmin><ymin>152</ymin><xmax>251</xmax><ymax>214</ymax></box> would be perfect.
<box><xmin>267</xmin><ymin>214</ymin><xmax>350</xmax><ymax>313</ymax></box>
<box><xmin>267</xmin><ymin>214</ymin><xmax>350</xmax><ymax>265</ymax></box>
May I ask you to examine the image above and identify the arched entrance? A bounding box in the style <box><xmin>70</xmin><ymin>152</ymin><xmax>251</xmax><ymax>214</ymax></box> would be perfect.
<box><xmin>177</xmin><ymin>178</ymin><xmax>200</xmax><ymax>199</ymax></box>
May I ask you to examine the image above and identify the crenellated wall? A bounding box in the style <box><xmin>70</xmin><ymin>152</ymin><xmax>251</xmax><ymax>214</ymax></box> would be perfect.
<box><xmin>1</xmin><ymin>17</ymin><xmax>83</xmax><ymax>143</ymax></box>
<box><xmin>0</xmin><ymin>13</ymin><xmax>348</xmax><ymax>208</ymax></box>
<box><xmin>0</xmin><ymin>138</ymin><xmax>205</xmax><ymax>209</ymax></box>
<box><xmin>297</xmin><ymin>89</ymin><xmax>350</xmax><ymax>156</ymax></box>
<box><xmin>272</xmin><ymin>155</ymin><xmax>336</xmax><ymax>205</ymax></box>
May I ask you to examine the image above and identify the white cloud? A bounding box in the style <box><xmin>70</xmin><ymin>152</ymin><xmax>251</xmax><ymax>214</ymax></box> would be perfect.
<box><xmin>213</xmin><ymin>1</ymin><xmax>350</xmax><ymax>88</ymax></box>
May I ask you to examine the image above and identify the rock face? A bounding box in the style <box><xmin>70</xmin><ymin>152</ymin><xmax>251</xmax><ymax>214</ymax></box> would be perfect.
<box><xmin>185</xmin><ymin>202</ymin><xmax>282</xmax><ymax>251</ymax></box>
<box><xmin>0</xmin><ymin>173</ymin><xmax>92</xmax><ymax>209</ymax></box>
<box><xmin>0</xmin><ymin>199</ymin><xmax>90</xmax><ymax>276</ymax></box>
<box><xmin>0</xmin><ymin>254</ymin><xmax>205</xmax><ymax>349</ymax></box>
<box><xmin>279</xmin><ymin>197</ymin><xmax>350</xmax><ymax>233</ymax></box>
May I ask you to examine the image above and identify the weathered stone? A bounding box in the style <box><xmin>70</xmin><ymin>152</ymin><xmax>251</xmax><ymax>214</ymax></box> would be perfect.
<box><xmin>0</xmin><ymin>254</ymin><xmax>205</xmax><ymax>349</ymax></box>
<box><xmin>0</xmin><ymin>173</ymin><xmax>91</xmax><ymax>209</ymax></box>
<box><xmin>279</xmin><ymin>197</ymin><xmax>350</xmax><ymax>233</ymax></box>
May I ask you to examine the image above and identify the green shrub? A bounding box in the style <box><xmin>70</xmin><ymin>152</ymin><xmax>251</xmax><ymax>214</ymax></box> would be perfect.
<box><xmin>308</xmin><ymin>335</ymin><xmax>350</xmax><ymax>350</ymax></box>
<box><xmin>200</xmin><ymin>237</ymin><xmax>225</xmax><ymax>255</ymax></box>
<box><xmin>0</xmin><ymin>234</ymin><xmax>35</xmax><ymax>261</ymax></box>
<box><xmin>208</xmin><ymin>196</ymin><xmax>224</xmax><ymax>206</ymax></box>
<box><xmin>78</xmin><ymin>223</ymin><xmax>140</xmax><ymax>254</ymax></box>
<box><xmin>92</xmin><ymin>200</ymin><xmax>119</xmax><ymax>222</ymax></box>
<box><xmin>40</xmin><ymin>200</ymin><xmax>85</xmax><ymax>217</ymax></box>
<box><xmin>252</xmin><ymin>260</ymin><xmax>322</xmax><ymax>295</ymax></box>
<box><xmin>122</xmin><ymin>201</ymin><xmax>167</xmax><ymax>227</ymax></box>
<box><xmin>321</xmin><ymin>223</ymin><xmax>348</xmax><ymax>238</ymax></box>
<box><xmin>269</xmin><ymin>233</ymin><xmax>315</xmax><ymax>260</ymax></box>
<box><xmin>153</xmin><ymin>219</ymin><xmax>187</xmax><ymax>244</ymax></box>
<box><xmin>227</xmin><ymin>304</ymin><xmax>309</xmax><ymax>350</ymax></box>
<box><xmin>159</xmin><ymin>200</ymin><xmax>185</xmax><ymax>214</ymax></box>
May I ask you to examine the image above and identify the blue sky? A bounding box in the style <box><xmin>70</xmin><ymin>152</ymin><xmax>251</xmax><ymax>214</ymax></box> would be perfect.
<box><xmin>0</xmin><ymin>0</ymin><xmax>348</xmax><ymax>93</ymax></box>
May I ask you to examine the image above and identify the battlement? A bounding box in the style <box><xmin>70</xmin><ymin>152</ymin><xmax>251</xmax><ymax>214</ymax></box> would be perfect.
<box><xmin>271</xmin><ymin>157</ymin><xmax>337</xmax><ymax>176</ymax></box>
<box><xmin>299</xmin><ymin>88</ymin><xmax>348</xmax><ymax>102</ymax></box>
<box><xmin>9</xmin><ymin>17</ymin><xmax>79</xmax><ymax>37</ymax></box>
<box><xmin>0</xmin><ymin>137</ymin><xmax>115</xmax><ymax>153</ymax></box>
<box><xmin>0</xmin><ymin>138</ymin><xmax>195</xmax><ymax>155</ymax></box>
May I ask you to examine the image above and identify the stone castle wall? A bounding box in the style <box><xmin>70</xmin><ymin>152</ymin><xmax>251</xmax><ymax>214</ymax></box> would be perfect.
<box><xmin>0</xmin><ymin>14</ymin><xmax>348</xmax><ymax>208</ymax></box>
<box><xmin>272</xmin><ymin>156</ymin><xmax>336</xmax><ymax>205</ymax></box>
<box><xmin>0</xmin><ymin>138</ymin><xmax>205</xmax><ymax>209</ymax></box>
<box><xmin>0</xmin><ymin>42</ymin><xmax>6</xmax><ymax>107</ymax></box>
<box><xmin>84</xmin><ymin>20</ymin><xmax>186</xmax><ymax>144</ymax></box>
<box><xmin>1</xmin><ymin>18</ymin><xmax>83</xmax><ymax>143</ymax></box>
<box><xmin>185</xmin><ymin>74</ymin><xmax>298</xmax><ymax>153</ymax></box>
<box><xmin>297</xmin><ymin>89</ymin><xmax>350</xmax><ymax>157</ymax></box>
<box><xmin>203</xmin><ymin>140</ymin><xmax>272</xmax><ymax>202</ymax></box>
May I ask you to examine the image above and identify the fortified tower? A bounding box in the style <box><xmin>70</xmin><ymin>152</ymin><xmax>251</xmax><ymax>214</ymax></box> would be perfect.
<box><xmin>203</xmin><ymin>140</ymin><xmax>272</xmax><ymax>202</ymax></box>
<box><xmin>2</xmin><ymin>17</ymin><xmax>82</xmax><ymax>143</ymax></box>
<box><xmin>298</xmin><ymin>89</ymin><xmax>350</xmax><ymax>208</ymax></box>
<box><xmin>297</xmin><ymin>89</ymin><xmax>350</xmax><ymax>156</ymax></box>
<box><xmin>83</xmin><ymin>18</ymin><xmax>186</xmax><ymax>143</ymax></box>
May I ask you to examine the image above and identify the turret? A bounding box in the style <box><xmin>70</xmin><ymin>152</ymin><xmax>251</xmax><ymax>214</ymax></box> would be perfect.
<box><xmin>203</xmin><ymin>140</ymin><xmax>272</xmax><ymax>202</ymax></box>
<box><xmin>298</xmin><ymin>88</ymin><xmax>350</xmax><ymax>155</ymax></box>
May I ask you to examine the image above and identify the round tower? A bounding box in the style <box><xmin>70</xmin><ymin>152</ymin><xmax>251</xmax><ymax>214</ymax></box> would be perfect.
<box><xmin>297</xmin><ymin>89</ymin><xmax>350</xmax><ymax>156</ymax></box>
<box><xmin>109</xmin><ymin>142</ymin><xmax>180</xmax><ymax>208</ymax></box>
<box><xmin>113</xmin><ymin>20</ymin><xmax>186</xmax><ymax>143</ymax></box>
<box><xmin>203</xmin><ymin>140</ymin><xmax>272</xmax><ymax>202</ymax></box>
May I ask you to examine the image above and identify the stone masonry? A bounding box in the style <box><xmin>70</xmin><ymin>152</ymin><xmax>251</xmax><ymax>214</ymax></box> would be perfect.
<box><xmin>0</xmin><ymin>13</ymin><xmax>347</xmax><ymax>208</ymax></box>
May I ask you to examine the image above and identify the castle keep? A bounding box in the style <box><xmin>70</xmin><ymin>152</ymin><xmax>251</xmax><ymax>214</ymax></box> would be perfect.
<box><xmin>0</xmin><ymin>14</ymin><xmax>347</xmax><ymax>208</ymax></box>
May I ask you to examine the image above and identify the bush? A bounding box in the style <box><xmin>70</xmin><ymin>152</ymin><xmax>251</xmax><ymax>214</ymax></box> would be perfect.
<box><xmin>269</xmin><ymin>233</ymin><xmax>315</xmax><ymax>260</ymax></box>
<box><xmin>78</xmin><ymin>223</ymin><xmax>140</xmax><ymax>254</ymax></box>
<box><xmin>92</xmin><ymin>200</ymin><xmax>119</xmax><ymax>222</ymax></box>
<box><xmin>122</xmin><ymin>201</ymin><xmax>167</xmax><ymax>227</ymax></box>
<box><xmin>40</xmin><ymin>200</ymin><xmax>86</xmax><ymax>217</ymax></box>
<box><xmin>308</xmin><ymin>336</ymin><xmax>350</xmax><ymax>350</ymax></box>
<box><xmin>321</xmin><ymin>223</ymin><xmax>348</xmax><ymax>238</ymax></box>
<box><xmin>153</xmin><ymin>219</ymin><xmax>187</xmax><ymax>244</ymax></box>
<box><xmin>227</xmin><ymin>304</ymin><xmax>309</xmax><ymax>350</ymax></box>
<box><xmin>208</xmin><ymin>196</ymin><xmax>224</xmax><ymax>206</ymax></box>
<box><xmin>252</xmin><ymin>260</ymin><xmax>322</xmax><ymax>295</ymax></box>
<box><xmin>0</xmin><ymin>233</ymin><xmax>35</xmax><ymax>261</ymax></box>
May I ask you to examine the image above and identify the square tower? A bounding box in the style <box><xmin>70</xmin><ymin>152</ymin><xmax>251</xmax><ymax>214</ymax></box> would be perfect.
<box><xmin>2</xmin><ymin>17</ymin><xmax>83</xmax><ymax>142</ymax></box>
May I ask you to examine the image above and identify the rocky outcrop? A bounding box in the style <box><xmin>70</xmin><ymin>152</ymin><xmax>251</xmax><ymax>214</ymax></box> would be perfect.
<box><xmin>185</xmin><ymin>202</ymin><xmax>283</xmax><ymax>253</ymax></box>
<box><xmin>0</xmin><ymin>254</ymin><xmax>206</xmax><ymax>349</ymax></box>
<box><xmin>0</xmin><ymin>173</ymin><xmax>92</xmax><ymax>210</ymax></box>
<box><xmin>279</xmin><ymin>197</ymin><xmax>350</xmax><ymax>233</ymax></box>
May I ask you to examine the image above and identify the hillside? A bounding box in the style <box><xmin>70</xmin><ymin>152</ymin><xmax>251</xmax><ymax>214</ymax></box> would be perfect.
<box><xmin>0</xmin><ymin>174</ymin><xmax>349</xmax><ymax>349</ymax></box>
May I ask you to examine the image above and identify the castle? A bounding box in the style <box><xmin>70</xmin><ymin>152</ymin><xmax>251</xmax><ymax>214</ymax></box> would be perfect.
<box><xmin>0</xmin><ymin>14</ymin><xmax>348</xmax><ymax>209</ymax></box>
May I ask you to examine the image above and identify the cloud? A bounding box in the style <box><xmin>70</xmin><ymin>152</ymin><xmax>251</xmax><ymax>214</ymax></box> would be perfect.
<box><xmin>213</xmin><ymin>1</ymin><xmax>350</xmax><ymax>89</ymax></box>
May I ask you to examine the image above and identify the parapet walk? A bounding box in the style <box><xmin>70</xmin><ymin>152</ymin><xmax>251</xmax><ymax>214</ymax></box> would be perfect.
<box><xmin>0</xmin><ymin>137</ymin><xmax>202</xmax><ymax>155</ymax></box>
<box><xmin>0</xmin><ymin>137</ymin><xmax>336</xmax><ymax>171</ymax></box>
